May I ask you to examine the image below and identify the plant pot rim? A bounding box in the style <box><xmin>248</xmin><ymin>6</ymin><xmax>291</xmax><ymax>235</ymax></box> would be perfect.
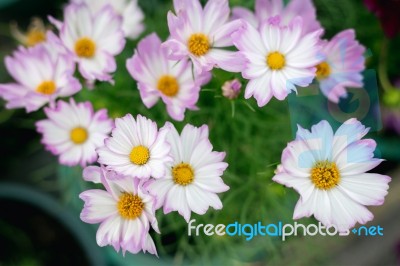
<box><xmin>0</xmin><ymin>182</ymin><xmax>105</xmax><ymax>266</ymax></box>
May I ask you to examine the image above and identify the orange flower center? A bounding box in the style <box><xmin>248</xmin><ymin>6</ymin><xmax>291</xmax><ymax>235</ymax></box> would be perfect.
<box><xmin>172</xmin><ymin>163</ymin><xmax>194</xmax><ymax>186</ymax></box>
<box><xmin>266</xmin><ymin>52</ymin><xmax>285</xmax><ymax>70</ymax></box>
<box><xmin>188</xmin><ymin>33</ymin><xmax>210</xmax><ymax>56</ymax></box>
<box><xmin>75</xmin><ymin>37</ymin><xmax>96</xmax><ymax>58</ymax></box>
<box><xmin>117</xmin><ymin>193</ymin><xmax>144</xmax><ymax>219</ymax></box>
<box><xmin>311</xmin><ymin>161</ymin><xmax>340</xmax><ymax>190</ymax></box>
<box><xmin>36</xmin><ymin>81</ymin><xmax>56</xmax><ymax>95</ymax></box>
<box><xmin>157</xmin><ymin>75</ymin><xmax>179</xmax><ymax>97</ymax></box>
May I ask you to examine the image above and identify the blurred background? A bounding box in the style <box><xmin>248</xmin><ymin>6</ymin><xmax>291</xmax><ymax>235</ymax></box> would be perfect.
<box><xmin>0</xmin><ymin>0</ymin><xmax>399</xmax><ymax>265</ymax></box>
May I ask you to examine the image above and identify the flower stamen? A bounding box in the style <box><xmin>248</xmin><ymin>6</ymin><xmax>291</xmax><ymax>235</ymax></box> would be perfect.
<box><xmin>188</xmin><ymin>33</ymin><xmax>210</xmax><ymax>56</ymax></box>
<box><xmin>266</xmin><ymin>51</ymin><xmax>286</xmax><ymax>70</ymax></box>
<box><xmin>130</xmin><ymin>145</ymin><xmax>150</xmax><ymax>165</ymax></box>
<box><xmin>173</xmin><ymin>163</ymin><xmax>194</xmax><ymax>186</ymax></box>
<box><xmin>36</xmin><ymin>81</ymin><xmax>56</xmax><ymax>95</ymax></box>
<box><xmin>70</xmin><ymin>127</ymin><xmax>88</xmax><ymax>144</ymax></box>
<box><xmin>27</xmin><ymin>30</ymin><xmax>46</xmax><ymax>47</ymax></box>
<box><xmin>117</xmin><ymin>193</ymin><xmax>144</xmax><ymax>219</ymax></box>
<box><xmin>75</xmin><ymin>37</ymin><xmax>96</xmax><ymax>58</ymax></box>
<box><xmin>157</xmin><ymin>75</ymin><xmax>179</xmax><ymax>97</ymax></box>
<box><xmin>316</xmin><ymin>62</ymin><xmax>331</xmax><ymax>80</ymax></box>
<box><xmin>311</xmin><ymin>161</ymin><xmax>340</xmax><ymax>190</ymax></box>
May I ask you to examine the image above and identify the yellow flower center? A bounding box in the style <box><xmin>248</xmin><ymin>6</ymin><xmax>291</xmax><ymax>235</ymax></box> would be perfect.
<box><xmin>172</xmin><ymin>163</ymin><xmax>194</xmax><ymax>186</ymax></box>
<box><xmin>129</xmin><ymin>145</ymin><xmax>150</xmax><ymax>165</ymax></box>
<box><xmin>267</xmin><ymin>51</ymin><xmax>285</xmax><ymax>70</ymax></box>
<box><xmin>26</xmin><ymin>30</ymin><xmax>46</xmax><ymax>46</ymax></box>
<box><xmin>36</xmin><ymin>81</ymin><xmax>56</xmax><ymax>95</ymax></box>
<box><xmin>316</xmin><ymin>61</ymin><xmax>331</xmax><ymax>80</ymax></box>
<box><xmin>75</xmin><ymin>37</ymin><xmax>96</xmax><ymax>58</ymax></box>
<box><xmin>70</xmin><ymin>127</ymin><xmax>88</xmax><ymax>144</ymax></box>
<box><xmin>117</xmin><ymin>193</ymin><xmax>144</xmax><ymax>219</ymax></box>
<box><xmin>311</xmin><ymin>161</ymin><xmax>340</xmax><ymax>190</ymax></box>
<box><xmin>188</xmin><ymin>33</ymin><xmax>210</xmax><ymax>56</ymax></box>
<box><xmin>157</xmin><ymin>75</ymin><xmax>179</xmax><ymax>97</ymax></box>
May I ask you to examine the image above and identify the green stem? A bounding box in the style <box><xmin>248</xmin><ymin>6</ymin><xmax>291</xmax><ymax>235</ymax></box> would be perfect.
<box><xmin>241</xmin><ymin>100</ymin><xmax>256</xmax><ymax>112</ymax></box>
<box><xmin>230</xmin><ymin>100</ymin><xmax>235</xmax><ymax>118</ymax></box>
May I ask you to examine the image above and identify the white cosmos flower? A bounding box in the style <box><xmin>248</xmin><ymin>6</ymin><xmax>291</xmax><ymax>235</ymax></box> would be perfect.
<box><xmin>146</xmin><ymin>122</ymin><xmax>229</xmax><ymax>222</ymax></box>
<box><xmin>0</xmin><ymin>32</ymin><xmax>81</xmax><ymax>112</ymax></box>
<box><xmin>53</xmin><ymin>3</ymin><xmax>126</xmax><ymax>82</ymax></box>
<box><xmin>273</xmin><ymin>119</ymin><xmax>391</xmax><ymax>231</ymax></box>
<box><xmin>232</xmin><ymin>17</ymin><xmax>322</xmax><ymax>107</ymax></box>
<box><xmin>162</xmin><ymin>0</ymin><xmax>246</xmax><ymax>74</ymax></box>
<box><xmin>36</xmin><ymin>99</ymin><xmax>113</xmax><ymax>167</ymax></box>
<box><xmin>80</xmin><ymin>166</ymin><xmax>159</xmax><ymax>256</ymax></box>
<box><xmin>97</xmin><ymin>114</ymin><xmax>172</xmax><ymax>179</ymax></box>
<box><xmin>70</xmin><ymin>0</ymin><xmax>145</xmax><ymax>39</ymax></box>
<box><xmin>126</xmin><ymin>33</ymin><xmax>211</xmax><ymax>121</ymax></box>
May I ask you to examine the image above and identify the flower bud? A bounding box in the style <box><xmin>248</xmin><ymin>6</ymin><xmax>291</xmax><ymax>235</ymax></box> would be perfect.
<box><xmin>221</xmin><ymin>79</ymin><xmax>242</xmax><ymax>99</ymax></box>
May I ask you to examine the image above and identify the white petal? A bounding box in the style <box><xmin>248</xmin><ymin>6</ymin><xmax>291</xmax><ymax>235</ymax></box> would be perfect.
<box><xmin>164</xmin><ymin>185</ymin><xmax>191</xmax><ymax>222</ymax></box>
<box><xmin>328</xmin><ymin>189</ymin><xmax>374</xmax><ymax>232</ymax></box>
<box><xmin>142</xmin><ymin>234</ymin><xmax>158</xmax><ymax>256</ymax></box>
<box><xmin>147</xmin><ymin>179</ymin><xmax>174</xmax><ymax>209</ymax></box>
<box><xmin>181</xmin><ymin>124</ymin><xmax>209</xmax><ymax>162</ymax></box>
<box><xmin>96</xmin><ymin>215</ymin><xmax>122</xmax><ymax>251</ymax></box>
<box><xmin>121</xmin><ymin>219</ymin><xmax>145</xmax><ymax>254</ymax></box>
<box><xmin>82</xmin><ymin>166</ymin><xmax>102</xmax><ymax>183</ymax></box>
<box><xmin>273</xmin><ymin>172</ymin><xmax>314</xmax><ymax>201</ymax></box>
<box><xmin>80</xmin><ymin>189</ymin><xmax>117</xmax><ymax>224</ymax></box>
<box><xmin>194</xmin><ymin>176</ymin><xmax>229</xmax><ymax>193</ymax></box>
<box><xmin>338</xmin><ymin>173</ymin><xmax>390</xmax><ymax>206</ymax></box>
<box><xmin>165</xmin><ymin>122</ymin><xmax>183</xmax><ymax>164</ymax></box>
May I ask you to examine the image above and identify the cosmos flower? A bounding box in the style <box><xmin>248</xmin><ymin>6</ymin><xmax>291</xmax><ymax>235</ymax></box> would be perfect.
<box><xmin>126</xmin><ymin>33</ymin><xmax>211</xmax><ymax>121</ymax></box>
<box><xmin>232</xmin><ymin>17</ymin><xmax>322</xmax><ymax>107</ymax></box>
<box><xmin>232</xmin><ymin>0</ymin><xmax>322</xmax><ymax>35</ymax></box>
<box><xmin>53</xmin><ymin>3</ymin><xmax>126</xmax><ymax>82</ymax></box>
<box><xmin>162</xmin><ymin>0</ymin><xmax>245</xmax><ymax>74</ymax></box>
<box><xmin>97</xmin><ymin>114</ymin><xmax>172</xmax><ymax>179</ymax></box>
<box><xmin>80</xmin><ymin>166</ymin><xmax>159</xmax><ymax>256</ymax></box>
<box><xmin>10</xmin><ymin>17</ymin><xmax>48</xmax><ymax>47</ymax></box>
<box><xmin>315</xmin><ymin>29</ymin><xmax>366</xmax><ymax>103</ymax></box>
<box><xmin>221</xmin><ymin>78</ymin><xmax>242</xmax><ymax>99</ymax></box>
<box><xmin>273</xmin><ymin>119</ymin><xmax>391</xmax><ymax>231</ymax></box>
<box><xmin>36</xmin><ymin>99</ymin><xmax>113</xmax><ymax>167</ymax></box>
<box><xmin>70</xmin><ymin>0</ymin><xmax>145</xmax><ymax>40</ymax></box>
<box><xmin>146</xmin><ymin>122</ymin><xmax>229</xmax><ymax>222</ymax></box>
<box><xmin>0</xmin><ymin>33</ymin><xmax>81</xmax><ymax>112</ymax></box>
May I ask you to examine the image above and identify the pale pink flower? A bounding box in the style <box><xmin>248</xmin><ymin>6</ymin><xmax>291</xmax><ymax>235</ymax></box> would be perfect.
<box><xmin>36</xmin><ymin>99</ymin><xmax>112</xmax><ymax>166</ymax></box>
<box><xmin>126</xmin><ymin>33</ymin><xmax>211</xmax><ymax>121</ymax></box>
<box><xmin>70</xmin><ymin>0</ymin><xmax>145</xmax><ymax>39</ymax></box>
<box><xmin>0</xmin><ymin>32</ymin><xmax>81</xmax><ymax>112</ymax></box>
<box><xmin>315</xmin><ymin>29</ymin><xmax>366</xmax><ymax>103</ymax></box>
<box><xmin>80</xmin><ymin>166</ymin><xmax>159</xmax><ymax>256</ymax></box>
<box><xmin>53</xmin><ymin>3</ymin><xmax>126</xmax><ymax>82</ymax></box>
<box><xmin>97</xmin><ymin>114</ymin><xmax>172</xmax><ymax>179</ymax></box>
<box><xmin>273</xmin><ymin>119</ymin><xmax>391</xmax><ymax>231</ymax></box>
<box><xmin>147</xmin><ymin>122</ymin><xmax>229</xmax><ymax>222</ymax></box>
<box><xmin>232</xmin><ymin>18</ymin><xmax>322</xmax><ymax>107</ymax></box>
<box><xmin>232</xmin><ymin>0</ymin><xmax>322</xmax><ymax>35</ymax></box>
<box><xmin>162</xmin><ymin>0</ymin><xmax>245</xmax><ymax>74</ymax></box>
